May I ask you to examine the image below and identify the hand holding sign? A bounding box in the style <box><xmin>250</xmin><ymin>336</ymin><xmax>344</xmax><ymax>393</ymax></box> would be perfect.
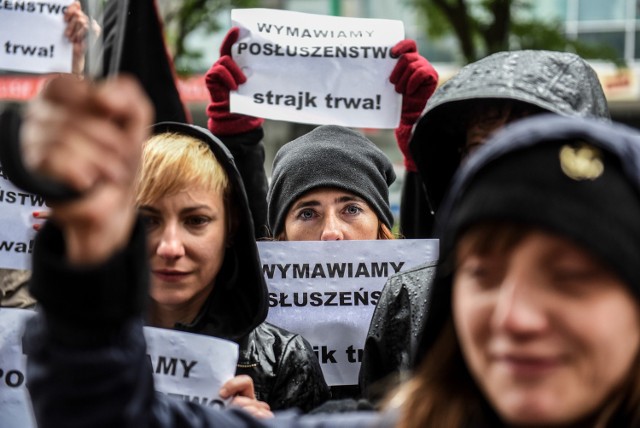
<box><xmin>0</xmin><ymin>0</ymin><xmax>75</xmax><ymax>74</ymax></box>
<box><xmin>64</xmin><ymin>1</ymin><xmax>89</xmax><ymax>75</ymax></box>
<box><xmin>389</xmin><ymin>39</ymin><xmax>439</xmax><ymax>172</ymax></box>
<box><xmin>220</xmin><ymin>375</ymin><xmax>274</xmax><ymax>419</ymax></box>
<box><xmin>206</xmin><ymin>27</ymin><xmax>264</xmax><ymax>136</ymax></box>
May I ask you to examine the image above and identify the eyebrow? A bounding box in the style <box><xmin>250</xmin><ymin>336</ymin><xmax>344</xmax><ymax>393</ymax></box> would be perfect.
<box><xmin>291</xmin><ymin>195</ymin><xmax>364</xmax><ymax>210</ymax></box>
<box><xmin>138</xmin><ymin>205</ymin><xmax>213</xmax><ymax>215</ymax></box>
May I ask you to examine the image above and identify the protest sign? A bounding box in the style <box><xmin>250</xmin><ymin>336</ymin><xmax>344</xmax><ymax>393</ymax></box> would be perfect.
<box><xmin>0</xmin><ymin>309</ymin><xmax>239</xmax><ymax>428</ymax></box>
<box><xmin>144</xmin><ymin>327</ymin><xmax>239</xmax><ymax>408</ymax></box>
<box><xmin>259</xmin><ymin>239</ymin><xmax>438</xmax><ymax>386</ymax></box>
<box><xmin>0</xmin><ymin>165</ymin><xmax>46</xmax><ymax>270</ymax></box>
<box><xmin>0</xmin><ymin>308</ymin><xmax>36</xmax><ymax>428</ymax></box>
<box><xmin>230</xmin><ymin>8</ymin><xmax>404</xmax><ymax>129</ymax></box>
<box><xmin>0</xmin><ymin>0</ymin><xmax>74</xmax><ymax>74</ymax></box>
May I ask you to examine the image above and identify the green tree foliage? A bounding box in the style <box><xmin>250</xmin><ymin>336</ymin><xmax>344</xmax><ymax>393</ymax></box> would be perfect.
<box><xmin>410</xmin><ymin>0</ymin><xmax>619</xmax><ymax>64</ymax></box>
<box><xmin>160</xmin><ymin>0</ymin><xmax>257</xmax><ymax>75</ymax></box>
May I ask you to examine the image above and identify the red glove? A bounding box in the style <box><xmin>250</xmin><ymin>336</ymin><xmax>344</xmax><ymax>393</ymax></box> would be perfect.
<box><xmin>390</xmin><ymin>40</ymin><xmax>438</xmax><ymax>172</ymax></box>
<box><xmin>206</xmin><ymin>27</ymin><xmax>264</xmax><ymax>136</ymax></box>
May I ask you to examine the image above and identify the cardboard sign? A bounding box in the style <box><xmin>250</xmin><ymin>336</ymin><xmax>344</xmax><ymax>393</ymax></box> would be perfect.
<box><xmin>0</xmin><ymin>166</ymin><xmax>46</xmax><ymax>270</ymax></box>
<box><xmin>230</xmin><ymin>8</ymin><xmax>404</xmax><ymax>129</ymax></box>
<box><xmin>0</xmin><ymin>0</ymin><xmax>74</xmax><ymax>74</ymax></box>
<box><xmin>258</xmin><ymin>239</ymin><xmax>438</xmax><ymax>386</ymax></box>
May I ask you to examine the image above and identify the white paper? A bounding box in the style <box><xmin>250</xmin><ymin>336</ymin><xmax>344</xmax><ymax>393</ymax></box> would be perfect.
<box><xmin>259</xmin><ymin>239</ymin><xmax>438</xmax><ymax>386</ymax></box>
<box><xmin>230</xmin><ymin>8</ymin><xmax>404</xmax><ymax>129</ymax></box>
<box><xmin>0</xmin><ymin>308</ymin><xmax>37</xmax><ymax>428</ymax></box>
<box><xmin>0</xmin><ymin>308</ymin><xmax>240</xmax><ymax>427</ymax></box>
<box><xmin>0</xmin><ymin>0</ymin><xmax>74</xmax><ymax>74</ymax></box>
<box><xmin>143</xmin><ymin>327</ymin><xmax>239</xmax><ymax>408</ymax></box>
<box><xmin>0</xmin><ymin>167</ymin><xmax>45</xmax><ymax>270</ymax></box>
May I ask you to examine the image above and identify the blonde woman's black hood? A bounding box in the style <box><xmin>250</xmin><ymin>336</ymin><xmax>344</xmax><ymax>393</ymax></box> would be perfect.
<box><xmin>409</xmin><ymin>50</ymin><xmax>611</xmax><ymax>217</ymax></box>
<box><xmin>151</xmin><ymin>122</ymin><xmax>268</xmax><ymax>341</ymax></box>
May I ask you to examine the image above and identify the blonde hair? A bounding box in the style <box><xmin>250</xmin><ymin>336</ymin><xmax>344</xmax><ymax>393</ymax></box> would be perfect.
<box><xmin>135</xmin><ymin>132</ymin><xmax>233</xmax><ymax>230</ymax></box>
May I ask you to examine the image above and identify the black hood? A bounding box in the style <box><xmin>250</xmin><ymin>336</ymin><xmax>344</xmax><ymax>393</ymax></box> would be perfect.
<box><xmin>151</xmin><ymin>122</ymin><xmax>268</xmax><ymax>340</ymax></box>
<box><xmin>414</xmin><ymin>115</ymin><xmax>640</xmax><ymax>366</ymax></box>
<box><xmin>409</xmin><ymin>50</ymin><xmax>611</xmax><ymax>222</ymax></box>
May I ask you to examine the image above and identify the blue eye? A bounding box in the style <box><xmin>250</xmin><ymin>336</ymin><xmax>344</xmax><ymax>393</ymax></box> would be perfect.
<box><xmin>344</xmin><ymin>204</ymin><xmax>363</xmax><ymax>215</ymax></box>
<box><xmin>297</xmin><ymin>209</ymin><xmax>315</xmax><ymax>220</ymax></box>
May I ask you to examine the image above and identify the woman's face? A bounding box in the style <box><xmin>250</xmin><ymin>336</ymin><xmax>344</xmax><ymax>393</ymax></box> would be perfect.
<box><xmin>140</xmin><ymin>186</ymin><xmax>227</xmax><ymax>312</ymax></box>
<box><xmin>283</xmin><ymin>188</ymin><xmax>379</xmax><ymax>241</ymax></box>
<box><xmin>453</xmin><ymin>229</ymin><xmax>640</xmax><ymax>426</ymax></box>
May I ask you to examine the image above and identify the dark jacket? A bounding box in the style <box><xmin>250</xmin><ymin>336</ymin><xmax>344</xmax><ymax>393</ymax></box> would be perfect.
<box><xmin>362</xmin><ymin>50</ymin><xmax>612</xmax><ymax>398</ymax></box>
<box><xmin>149</xmin><ymin>123</ymin><xmax>329</xmax><ymax>412</ymax></box>
<box><xmin>23</xmin><ymin>221</ymin><xmax>383</xmax><ymax>428</ymax></box>
<box><xmin>358</xmin><ymin>262</ymin><xmax>437</xmax><ymax>401</ymax></box>
<box><xmin>219</xmin><ymin>128</ymin><xmax>270</xmax><ymax>240</ymax></box>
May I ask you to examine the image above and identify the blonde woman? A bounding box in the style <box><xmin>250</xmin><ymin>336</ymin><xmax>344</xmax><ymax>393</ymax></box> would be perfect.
<box><xmin>136</xmin><ymin>122</ymin><xmax>329</xmax><ymax>414</ymax></box>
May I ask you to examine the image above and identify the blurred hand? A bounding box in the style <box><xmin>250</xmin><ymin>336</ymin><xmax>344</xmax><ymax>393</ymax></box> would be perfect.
<box><xmin>21</xmin><ymin>75</ymin><xmax>153</xmax><ymax>264</ymax></box>
<box><xmin>220</xmin><ymin>375</ymin><xmax>273</xmax><ymax>419</ymax></box>
<box><xmin>205</xmin><ymin>27</ymin><xmax>263</xmax><ymax>136</ymax></box>
<box><xmin>390</xmin><ymin>40</ymin><xmax>438</xmax><ymax>172</ymax></box>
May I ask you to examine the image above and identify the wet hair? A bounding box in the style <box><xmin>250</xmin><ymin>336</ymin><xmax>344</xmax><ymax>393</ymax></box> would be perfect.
<box><xmin>134</xmin><ymin>132</ymin><xmax>235</xmax><ymax>234</ymax></box>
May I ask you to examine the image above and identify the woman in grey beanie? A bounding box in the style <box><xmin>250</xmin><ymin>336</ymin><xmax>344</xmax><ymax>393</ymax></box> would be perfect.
<box><xmin>268</xmin><ymin>125</ymin><xmax>396</xmax><ymax>241</ymax></box>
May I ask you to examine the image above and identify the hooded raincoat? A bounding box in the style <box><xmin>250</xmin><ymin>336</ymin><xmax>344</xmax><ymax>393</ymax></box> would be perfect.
<box><xmin>360</xmin><ymin>50</ymin><xmax>611</xmax><ymax>399</ymax></box>
<box><xmin>147</xmin><ymin>123</ymin><xmax>329</xmax><ymax>412</ymax></box>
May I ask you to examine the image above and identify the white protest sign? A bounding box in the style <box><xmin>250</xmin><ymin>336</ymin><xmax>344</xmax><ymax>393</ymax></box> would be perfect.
<box><xmin>0</xmin><ymin>166</ymin><xmax>46</xmax><ymax>270</ymax></box>
<box><xmin>0</xmin><ymin>308</ymin><xmax>240</xmax><ymax>427</ymax></box>
<box><xmin>259</xmin><ymin>239</ymin><xmax>438</xmax><ymax>386</ymax></box>
<box><xmin>230</xmin><ymin>8</ymin><xmax>404</xmax><ymax>129</ymax></box>
<box><xmin>143</xmin><ymin>327</ymin><xmax>239</xmax><ymax>408</ymax></box>
<box><xmin>0</xmin><ymin>308</ymin><xmax>36</xmax><ymax>428</ymax></box>
<box><xmin>0</xmin><ymin>0</ymin><xmax>74</xmax><ymax>74</ymax></box>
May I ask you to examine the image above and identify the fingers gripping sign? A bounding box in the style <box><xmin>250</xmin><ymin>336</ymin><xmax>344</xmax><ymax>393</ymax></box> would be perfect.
<box><xmin>219</xmin><ymin>375</ymin><xmax>273</xmax><ymax>419</ymax></box>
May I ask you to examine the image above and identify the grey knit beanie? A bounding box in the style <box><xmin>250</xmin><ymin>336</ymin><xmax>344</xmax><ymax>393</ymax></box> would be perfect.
<box><xmin>268</xmin><ymin>125</ymin><xmax>396</xmax><ymax>236</ymax></box>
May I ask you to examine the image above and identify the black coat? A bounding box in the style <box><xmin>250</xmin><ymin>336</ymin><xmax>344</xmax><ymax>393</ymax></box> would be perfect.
<box><xmin>219</xmin><ymin>128</ymin><xmax>270</xmax><ymax>240</ymax></box>
<box><xmin>23</xmin><ymin>221</ymin><xmax>381</xmax><ymax>428</ymax></box>
<box><xmin>359</xmin><ymin>262</ymin><xmax>437</xmax><ymax>400</ymax></box>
